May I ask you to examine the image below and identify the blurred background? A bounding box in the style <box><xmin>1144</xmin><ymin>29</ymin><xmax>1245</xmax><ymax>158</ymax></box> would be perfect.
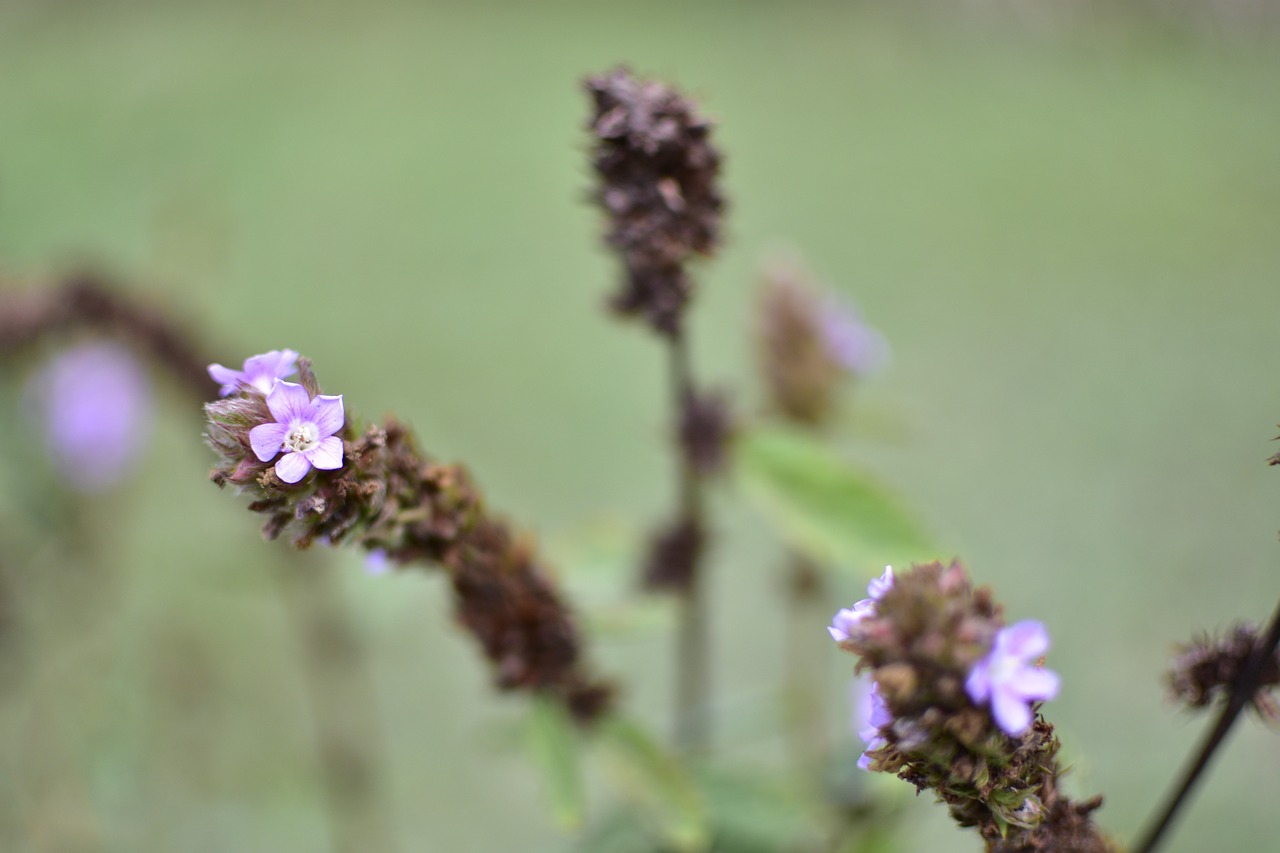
<box><xmin>1</xmin><ymin>1</ymin><xmax>1279</xmax><ymax>850</ymax></box>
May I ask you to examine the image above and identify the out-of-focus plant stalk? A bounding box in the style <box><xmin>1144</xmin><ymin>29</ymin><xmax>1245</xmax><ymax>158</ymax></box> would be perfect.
<box><xmin>0</xmin><ymin>273</ymin><xmax>399</xmax><ymax>851</ymax></box>
<box><xmin>584</xmin><ymin>67</ymin><xmax>728</xmax><ymax>755</ymax></box>
<box><xmin>1134</xmin><ymin>595</ymin><xmax>1280</xmax><ymax>853</ymax></box>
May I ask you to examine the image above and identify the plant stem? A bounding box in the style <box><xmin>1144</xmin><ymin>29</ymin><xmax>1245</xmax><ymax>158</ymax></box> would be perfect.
<box><xmin>782</xmin><ymin>551</ymin><xmax>828</xmax><ymax>777</ymax></box>
<box><xmin>669</xmin><ymin>328</ymin><xmax>711</xmax><ymax>754</ymax></box>
<box><xmin>1132</xmin><ymin>596</ymin><xmax>1280</xmax><ymax>853</ymax></box>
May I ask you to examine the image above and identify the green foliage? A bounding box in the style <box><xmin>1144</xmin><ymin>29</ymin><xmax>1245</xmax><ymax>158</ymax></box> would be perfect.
<box><xmin>595</xmin><ymin>717</ymin><xmax>711</xmax><ymax>852</ymax></box>
<box><xmin>527</xmin><ymin>696</ymin><xmax>586</xmax><ymax>831</ymax></box>
<box><xmin>734</xmin><ymin>426</ymin><xmax>936</xmax><ymax>574</ymax></box>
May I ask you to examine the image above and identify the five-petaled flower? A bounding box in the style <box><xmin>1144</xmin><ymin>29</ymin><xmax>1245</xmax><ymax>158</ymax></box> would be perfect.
<box><xmin>965</xmin><ymin>620</ymin><xmax>1060</xmax><ymax>736</ymax></box>
<box><xmin>208</xmin><ymin>349</ymin><xmax>299</xmax><ymax>397</ymax></box>
<box><xmin>249</xmin><ymin>381</ymin><xmax>345</xmax><ymax>484</ymax></box>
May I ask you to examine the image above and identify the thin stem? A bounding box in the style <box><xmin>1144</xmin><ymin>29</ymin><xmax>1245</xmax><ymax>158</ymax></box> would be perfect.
<box><xmin>782</xmin><ymin>551</ymin><xmax>828</xmax><ymax>777</ymax></box>
<box><xmin>1132</xmin><ymin>596</ymin><xmax>1280</xmax><ymax>853</ymax></box>
<box><xmin>669</xmin><ymin>328</ymin><xmax>711</xmax><ymax>754</ymax></box>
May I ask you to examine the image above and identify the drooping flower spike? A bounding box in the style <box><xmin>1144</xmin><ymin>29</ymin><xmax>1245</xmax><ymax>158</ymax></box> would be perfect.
<box><xmin>207</xmin><ymin>348</ymin><xmax>299</xmax><ymax>397</ymax></box>
<box><xmin>248</xmin><ymin>381</ymin><xmax>345</xmax><ymax>483</ymax></box>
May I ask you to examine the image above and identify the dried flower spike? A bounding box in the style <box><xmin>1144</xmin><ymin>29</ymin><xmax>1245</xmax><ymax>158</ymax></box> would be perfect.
<box><xmin>205</xmin><ymin>352</ymin><xmax>613</xmax><ymax>722</ymax></box>
<box><xmin>1167</xmin><ymin>624</ymin><xmax>1280</xmax><ymax>719</ymax></box>
<box><xmin>585</xmin><ymin>66</ymin><xmax>725</xmax><ymax>336</ymax></box>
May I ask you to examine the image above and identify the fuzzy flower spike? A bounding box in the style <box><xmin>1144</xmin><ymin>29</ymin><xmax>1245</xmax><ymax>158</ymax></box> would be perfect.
<box><xmin>249</xmin><ymin>381</ymin><xmax>344</xmax><ymax>483</ymax></box>
<box><xmin>208</xmin><ymin>348</ymin><xmax>298</xmax><ymax>397</ymax></box>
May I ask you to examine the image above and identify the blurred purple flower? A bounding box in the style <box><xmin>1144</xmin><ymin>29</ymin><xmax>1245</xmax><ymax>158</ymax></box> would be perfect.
<box><xmin>965</xmin><ymin>620</ymin><xmax>1060</xmax><ymax>736</ymax></box>
<box><xmin>867</xmin><ymin>565</ymin><xmax>894</xmax><ymax>600</ymax></box>
<box><xmin>365</xmin><ymin>549</ymin><xmax>390</xmax><ymax>576</ymax></box>
<box><xmin>819</xmin><ymin>296</ymin><xmax>888</xmax><ymax>377</ymax></box>
<box><xmin>828</xmin><ymin>599</ymin><xmax>874</xmax><ymax>642</ymax></box>
<box><xmin>207</xmin><ymin>348</ymin><xmax>298</xmax><ymax>397</ymax></box>
<box><xmin>249</xmin><ymin>381</ymin><xmax>344</xmax><ymax>484</ymax></box>
<box><xmin>828</xmin><ymin>566</ymin><xmax>895</xmax><ymax>642</ymax></box>
<box><xmin>853</xmin><ymin>678</ymin><xmax>892</xmax><ymax>770</ymax></box>
<box><xmin>27</xmin><ymin>341</ymin><xmax>152</xmax><ymax>493</ymax></box>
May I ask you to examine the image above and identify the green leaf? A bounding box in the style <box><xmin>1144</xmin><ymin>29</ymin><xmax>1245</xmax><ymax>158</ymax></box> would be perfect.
<box><xmin>595</xmin><ymin>717</ymin><xmax>711</xmax><ymax>852</ymax></box>
<box><xmin>734</xmin><ymin>426</ymin><xmax>936</xmax><ymax>573</ymax></box>
<box><xmin>527</xmin><ymin>696</ymin><xmax>586</xmax><ymax>831</ymax></box>
<box><xmin>697</xmin><ymin>767</ymin><xmax>824</xmax><ymax>849</ymax></box>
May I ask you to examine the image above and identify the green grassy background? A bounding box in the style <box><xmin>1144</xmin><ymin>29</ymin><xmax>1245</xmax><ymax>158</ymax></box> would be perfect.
<box><xmin>1</xmin><ymin>1</ymin><xmax>1279</xmax><ymax>850</ymax></box>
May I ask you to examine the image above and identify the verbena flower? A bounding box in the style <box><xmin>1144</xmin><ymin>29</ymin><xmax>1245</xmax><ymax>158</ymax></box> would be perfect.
<box><xmin>819</xmin><ymin>295</ymin><xmax>888</xmax><ymax>378</ymax></box>
<box><xmin>828</xmin><ymin>566</ymin><xmax>895</xmax><ymax>642</ymax></box>
<box><xmin>208</xmin><ymin>348</ymin><xmax>298</xmax><ymax>397</ymax></box>
<box><xmin>27</xmin><ymin>341</ymin><xmax>152</xmax><ymax>493</ymax></box>
<box><xmin>966</xmin><ymin>620</ymin><xmax>1060</xmax><ymax>736</ymax></box>
<box><xmin>855</xmin><ymin>679</ymin><xmax>893</xmax><ymax>770</ymax></box>
<box><xmin>248</xmin><ymin>381</ymin><xmax>344</xmax><ymax>484</ymax></box>
<box><xmin>365</xmin><ymin>549</ymin><xmax>390</xmax><ymax>576</ymax></box>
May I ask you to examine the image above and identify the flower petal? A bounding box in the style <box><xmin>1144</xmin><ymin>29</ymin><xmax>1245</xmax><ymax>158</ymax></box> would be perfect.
<box><xmin>274</xmin><ymin>451</ymin><xmax>312</xmax><ymax>483</ymax></box>
<box><xmin>308</xmin><ymin>394</ymin><xmax>345</xmax><ymax>438</ymax></box>
<box><xmin>965</xmin><ymin>660</ymin><xmax>991</xmax><ymax>703</ymax></box>
<box><xmin>827</xmin><ymin>625</ymin><xmax>848</xmax><ymax>642</ymax></box>
<box><xmin>265</xmin><ymin>381</ymin><xmax>312</xmax><ymax>424</ymax></box>
<box><xmin>998</xmin><ymin>620</ymin><xmax>1051</xmax><ymax>661</ymax></box>
<box><xmin>249</xmin><ymin>422</ymin><xmax>288</xmax><ymax>462</ymax></box>
<box><xmin>1012</xmin><ymin>667</ymin><xmax>1060</xmax><ymax>703</ymax></box>
<box><xmin>207</xmin><ymin>363</ymin><xmax>242</xmax><ymax>395</ymax></box>
<box><xmin>303</xmin><ymin>436</ymin><xmax>344</xmax><ymax>470</ymax></box>
<box><xmin>991</xmin><ymin>687</ymin><xmax>1033</xmax><ymax>736</ymax></box>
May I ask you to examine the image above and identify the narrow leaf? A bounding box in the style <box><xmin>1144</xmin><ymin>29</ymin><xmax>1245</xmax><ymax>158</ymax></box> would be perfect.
<box><xmin>596</xmin><ymin>717</ymin><xmax>711</xmax><ymax>852</ymax></box>
<box><xmin>527</xmin><ymin>695</ymin><xmax>586</xmax><ymax>831</ymax></box>
<box><xmin>735</xmin><ymin>426</ymin><xmax>935</xmax><ymax>572</ymax></box>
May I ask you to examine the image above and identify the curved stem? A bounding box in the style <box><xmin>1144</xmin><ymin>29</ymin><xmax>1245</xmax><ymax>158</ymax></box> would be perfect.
<box><xmin>1132</xmin><ymin>596</ymin><xmax>1280</xmax><ymax>853</ymax></box>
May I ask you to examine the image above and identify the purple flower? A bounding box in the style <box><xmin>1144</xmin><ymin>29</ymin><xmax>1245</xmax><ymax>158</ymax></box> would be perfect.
<box><xmin>365</xmin><ymin>549</ymin><xmax>390</xmax><ymax>576</ymax></box>
<box><xmin>965</xmin><ymin>620</ymin><xmax>1060</xmax><ymax>736</ymax></box>
<box><xmin>819</xmin><ymin>296</ymin><xmax>888</xmax><ymax>377</ymax></box>
<box><xmin>867</xmin><ymin>565</ymin><xmax>894</xmax><ymax>601</ymax></box>
<box><xmin>208</xmin><ymin>349</ymin><xmax>298</xmax><ymax>397</ymax></box>
<box><xmin>828</xmin><ymin>599</ymin><xmax>875</xmax><ymax>642</ymax></box>
<box><xmin>248</xmin><ymin>381</ymin><xmax>345</xmax><ymax>484</ymax></box>
<box><xmin>853</xmin><ymin>678</ymin><xmax>892</xmax><ymax>770</ymax></box>
<box><xmin>828</xmin><ymin>566</ymin><xmax>895</xmax><ymax>642</ymax></box>
<box><xmin>27</xmin><ymin>341</ymin><xmax>152</xmax><ymax>493</ymax></box>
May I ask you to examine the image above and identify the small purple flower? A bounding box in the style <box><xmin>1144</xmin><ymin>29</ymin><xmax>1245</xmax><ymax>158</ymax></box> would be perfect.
<box><xmin>853</xmin><ymin>679</ymin><xmax>892</xmax><ymax>770</ymax></box>
<box><xmin>26</xmin><ymin>341</ymin><xmax>152</xmax><ymax>493</ymax></box>
<box><xmin>208</xmin><ymin>349</ymin><xmax>298</xmax><ymax>397</ymax></box>
<box><xmin>819</xmin><ymin>296</ymin><xmax>888</xmax><ymax>377</ymax></box>
<box><xmin>965</xmin><ymin>620</ymin><xmax>1060</xmax><ymax>736</ymax></box>
<box><xmin>867</xmin><ymin>565</ymin><xmax>894</xmax><ymax>601</ymax></box>
<box><xmin>828</xmin><ymin>566</ymin><xmax>895</xmax><ymax>642</ymax></box>
<box><xmin>248</xmin><ymin>381</ymin><xmax>345</xmax><ymax>484</ymax></box>
<box><xmin>828</xmin><ymin>599</ymin><xmax>875</xmax><ymax>642</ymax></box>
<box><xmin>365</xmin><ymin>549</ymin><xmax>390</xmax><ymax>576</ymax></box>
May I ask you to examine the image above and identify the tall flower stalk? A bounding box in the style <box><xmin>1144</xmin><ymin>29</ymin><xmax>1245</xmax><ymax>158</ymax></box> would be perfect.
<box><xmin>585</xmin><ymin>67</ymin><xmax>728</xmax><ymax>753</ymax></box>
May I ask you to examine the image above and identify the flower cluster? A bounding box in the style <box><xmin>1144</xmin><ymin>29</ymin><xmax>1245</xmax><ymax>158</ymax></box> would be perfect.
<box><xmin>831</xmin><ymin>560</ymin><xmax>1113</xmax><ymax>852</ymax></box>
<box><xmin>204</xmin><ymin>351</ymin><xmax>613</xmax><ymax>722</ymax></box>
<box><xmin>585</xmin><ymin>66</ymin><xmax>725</xmax><ymax>336</ymax></box>
<box><xmin>756</xmin><ymin>258</ymin><xmax>887</xmax><ymax>427</ymax></box>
